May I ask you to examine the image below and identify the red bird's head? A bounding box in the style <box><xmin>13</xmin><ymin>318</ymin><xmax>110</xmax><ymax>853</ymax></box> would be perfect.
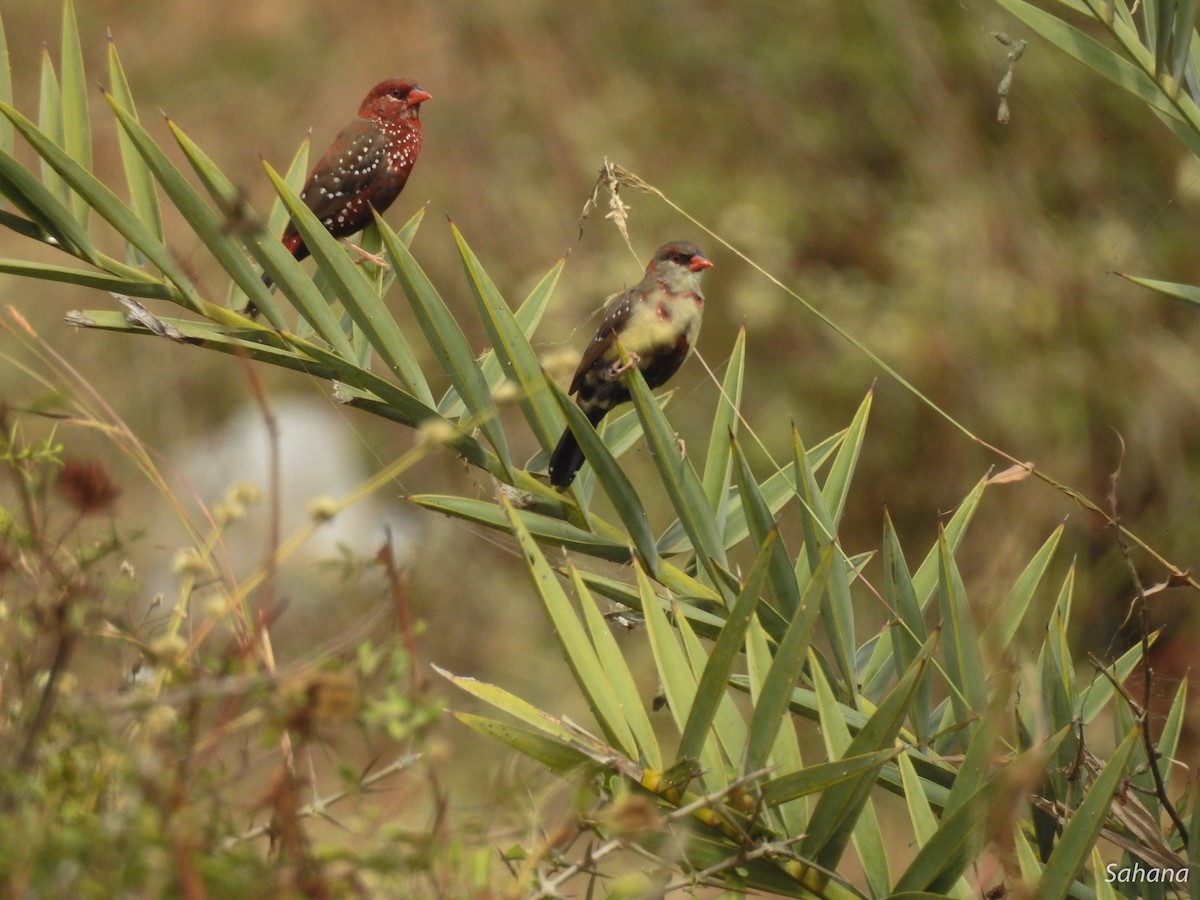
<box><xmin>358</xmin><ymin>79</ymin><xmax>432</xmax><ymax>123</ymax></box>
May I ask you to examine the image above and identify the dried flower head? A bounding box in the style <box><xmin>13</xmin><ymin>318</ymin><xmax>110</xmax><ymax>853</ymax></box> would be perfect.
<box><xmin>57</xmin><ymin>457</ymin><xmax>119</xmax><ymax>515</ymax></box>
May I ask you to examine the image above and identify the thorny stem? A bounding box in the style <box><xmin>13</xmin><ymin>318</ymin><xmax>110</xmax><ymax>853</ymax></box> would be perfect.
<box><xmin>528</xmin><ymin>769</ymin><xmax>780</xmax><ymax>898</ymax></box>
<box><xmin>222</xmin><ymin>753</ymin><xmax>421</xmax><ymax>848</ymax></box>
<box><xmin>1106</xmin><ymin>438</ymin><xmax>1189</xmax><ymax>848</ymax></box>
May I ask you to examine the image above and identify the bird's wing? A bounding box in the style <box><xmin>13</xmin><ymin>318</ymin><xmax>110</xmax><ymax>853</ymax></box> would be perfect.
<box><xmin>296</xmin><ymin>121</ymin><xmax>391</xmax><ymax>230</ymax></box>
<box><xmin>568</xmin><ymin>285</ymin><xmax>640</xmax><ymax>395</ymax></box>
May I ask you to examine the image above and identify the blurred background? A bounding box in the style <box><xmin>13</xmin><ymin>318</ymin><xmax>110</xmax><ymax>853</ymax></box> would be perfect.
<box><xmin>3</xmin><ymin>0</ymin><xmax>1200</xmax><ymax>860</ymax></box>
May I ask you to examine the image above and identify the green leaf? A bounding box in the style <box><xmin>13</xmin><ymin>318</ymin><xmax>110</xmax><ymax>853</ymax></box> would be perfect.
<box><xmin>0</xmin><ymin>259</ymin><xmax>174</xmax><ymax>298</ymax></box>
<box><xmin>995</xmin><ymin>0</ymin><xmax>1189</xmax><ymax>123</ymax></box>
<box><xmin>406</xmin><ymin>494</ymin><xmax>630</xmax><ymax>561</ymax></box>
<box><xmin>744</xmin><ymin>550</ymin><xmax>833</xmax><ymax>776</ymax></box>
<box><xmin>792</xmin><ymin>426</ymin><xmax>856</xmax><ymax>687</ymax></box>
<box><xmin>1118</xmin><ymin>271</ymin><xmax>1200</xmax><ymax>309</ymax></box>
<box><xmin>380</xmin><ymin>217</ymin><xmax>510</xmax><ymax>470</ymax></box>
<box><xmin>1036</xmin><ymin>727</ymin><xmax>1141</xmax><ymax>900</ymax></box>
<box><xmin>166</xmin><ymin>120</ymin><xmax>297</xmax><ymax>326</ymax></box>
<box><xmin>637</xmin><ymin>563</ymin><xmax>725</xmax><ymax>789</ymax></box>
<box><xmin>106</xmin><ymin>37</ymin><xmax>163</xmax><ymax>246</ymax></box>
<box><xmin>882</xmin><ymin>513</ymin><xmax>932</xmax><ymax>737</ymax></box>
<box><xmin>440</xmin><ymin>254</ymin><xmax>563</xmax><ymax>420</ymax></box>
<box><xmin>1079</xmin><ymin>634</ymin><xmax>1151</xmax><ymax>723</ymax></box>
<box><xmin>452</xmin><ymin>222</ymin><xmax>563</xmax><ymax>450</ymax></box>
<box><xmin>454</xmin><ymin>712</ymin><xmax>593</xmax><ymax>776</ymax></box>
<box><xmin>547</xmin><ymin>374</ymin><xmax>659</xmax><ymax>570</ymax></box>
<box><xmin>0</xmin><ymin>133</ymin><xmax>96</xmax><ymax>261</ymax></box>
<box><xmin>936</xmin><ymin>528</ymin><xmax>987</xmax><ymax>732</ymax></box>
<box><xmin>821</xmin><ymin>389</ymin><xmax>871</xmax><ymax>526</ymax></box>
<box><xmin>981</xmin><ymin>524</ymin><xmax>1064</xmax><ymax>659</ymax></box>
<box><xmin>800</xmin><ymin>634</ymin><xmax>931</xmax><ymax>877</ymax></box>
<box><xmin>891</xmin><ymin>778</ymin><xmax>1000</xmax><ymax>894</ymax></box>
<box><xmin>624</xmin><ymin>360</ymin><xmax>729</xmax><ymax>592</ymax></box>
<box><xmin>659</xmin><ymin>427</ymin><xmax>843</xmax><ymax>554</ymax></box>
<box><xmin>761</xmin><ymin>748</ymin><xmax>900</xmax><ymax>807</ymax></box>
<box><xmin>572</xmin><ymin>563</ymin><xmax>662</xmax><ymax>770</ymax></box>
<box><xmin>37</xmin><ymin>48</ymin><xmax>66</xmax><ymax>207</ymax></box>
<box><xmin>744</xmin><ymin>620</ymin><xmax>808</xmax><ymax>835</ymax></box>
<box><xmin>0</xmin><ymin>10</ymin><xmax>11</xmax><ymax>155</ymax></box>
<box><xmin>500</xmin><ymin>495</ymin><xmax>640</xmax><ymax>759</ymax></box>
<box><xmin>675</xmin><ymin>530</ymin><xmax>770</xmax><ymax>764</ymax></box>
<box><xmin>700</xmin><ymin>325</ymin><xmax>745</xmax><ymax>515</ymax></box>
<box><xmin>59</xmin><ymin>0</ymin><xmax>90</xmax><ymax>226</ymax></box>
<box><xmin>730</xmin><ymin>434</ymin><xmax>799</xmax><ymax>619</ymax></box>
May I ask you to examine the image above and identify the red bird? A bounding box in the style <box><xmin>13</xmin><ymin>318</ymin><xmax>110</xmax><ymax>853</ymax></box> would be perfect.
<box><xmin>549</xmin><ymin>241</ymin><xmax>713</xmax><ymax>488</ymax></box>
<box><xmin>280</xmin><ymin>78</ymin><xmax>430</xmax><ymax>263</ymax></box>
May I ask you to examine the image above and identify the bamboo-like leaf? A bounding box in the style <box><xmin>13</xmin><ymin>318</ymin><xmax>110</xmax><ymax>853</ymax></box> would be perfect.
<box><xmin>1036</xmin><ymin>727</ymin><xmax>1141</xmax><ymax>900</ymax></box>
<box><xmin>861</xmin><ymin>477</ymin><xmax>987</xmax><ymax>697</ymax></box>
<box><xmin>761</xmin><ymin>748</ymin><xmax>900</xmax><ymax>808</ymax></box>
<box><xmin>1156</xmin><ymin>678</ymin><xmax>1188</xmax><ymax>782</ymax></box>
<box><xmin>570</xmin><ymin>569</ymin><xmax>728</xmax><ymax>639</ymax></box>
<box><xmin>165</xmin><ymin>121</ymin><xmax>299</xmax><ymax>326</ymax></box>
<box><xmin>0</xmin><ymin>140</ymin><xmax>95</xmax><ymax>261</ymax></box>
<box><xmin>897</xmin><ymin>752</ymin><xmax>938</xmax><ymax>844</ymax></box>
<box><xmin>380</xmin><ymin>217</ymin><xmax>510</xmax><ymax>470</ymax></box>
<box><xmin>572</xmin><ymin>563</ymin><xmax>662</xmax><ymax>770</ymax></box>
<box><xmin>265</xmin><ymin>139</ymin><xmax>310</xmax><ymax>245</ymax></box>
<box><xmin>1118</xmin><ymin>271</ymin><xmax>1200</xmax><ymax>308</ymax></box>
<box><xmin>438</xmin><ymin>665</ymin><xmax>611</xmax><ymax>751</ymax></box>
<box><xmin>0</xmin><ymin>259</ymin><xmax>173</xmax><ymax>298</ymax></box>
<box><xmin>454</xmin><ymin>712</ymin><xmax>593</xmax><ymax>776</ymax></box>
<box><xmin>891</xmin><ymin>778</ymin><xmax>1000</xmax><ymax>894</ymax></box>
<box><xmin>1170</xmin><ymin>0</ymin><xmax>1197</xmax><ymax>85</ymax></box>
<box><xmin>800</xmin><ymin>634</ymin><xmax>931</xmax><ymax>877</ymax></box>
<box><xmin>407</xmin><ymin>494</ymin><xmax>629</xmax><ymax>561</ymax></box>
<box><xmin>995</xmin><ymin>0</ymin><xmax>1189</xmax><ymax>122</ymax></box>
<box><xmin>936</xmin><ymin>528</ymin><xmax>987</xmax><ymax>731</ymax></box>
<box><xmin>637</xmin><ymin>563</ymin><xmax>725</xmax><ymax>787</ymax></box>
<box><xmin>98</xmin><ymin>96</ymin><xmax>254</xmax><ymax>313</ymax></box>
<box><xmin>37</xmin><ymin>49</ymin><xmax>66</xmax><ymax>207</ymax></box>
<box><xmin>674</xmin><ymin>614</ymin><xmax>745</xmax><ymax>778</ymax></box>
<box><xmin>882</xmin><ymin>514</ymin><xmax>932</xmax><ymax>736</ymax></box>
<box><xmin>625</xmin><ymin>359</ymin><xmax>729</xmax><ymax>591</ymax></box>
<box><xmin>1090</xmin><ymin>846</ymin><xmax>1120</xmax><ymax>900</ymax></box>
<box><xmin>440</xmin><ymin>255</ymin><xmax>564</xmax><ymax>420</ymax></box>
<box><xmin>59</xmin><ymin>0</ymin><xmax>90</xmax><ymax>225</ymax></box>
<box><xmin>106</xmin><ymin>37</ymin><xmax>163</xmax><ymax>245</ymax></box>
<box><xmin>452</xmin><ymin>222</ymin><xmax>563</xmax><ymax>450</ymax></box>
<box><xmin>981</xmin><ymin>523</ymin><xmax>1064</xmax><ymax>659</ymax></box>
<box><xmin>744</xmin><ymin>620</ymin><xmax>808</xmax><ymax>835</ymax></box>
<box><xmin>660</xmin><ymin>427</ymin><xmax>843</xmax><ymax>554</ymax></box>
<box><xmin>821</xmin><ymin>389</ymin><xmax>871</xmax><ymax>527</ymax></box>
<box><xmin>0</xmin><ymin>10</ymin><xmax>11</xmax><ymax>155</ymax></box>
<box><xmin>71</xmin><ymin>307</ymin><xmax>339</xmax><ymax>369</ymax></box>
<box><xmin>1079</xmin><ymin>634</ymin><xmax>1151</xmax><ymax>723</ymax></box>
<box><xmin>731</xmin><ymin>435</ymin><xmax>799</xmax><ymax>618</ymax></box>
<box><xmin>700</xmin><ymin>326</ymin><xmax>745</xmax><ymax>515</ymax></box>
<box><xmin>500</xmin><ymin>495</ymin><xmax>640</xmax><ymax>758</ymax></box>
<box><xmin>744</xmin><ymin>550</ymin><xmax>834</xmax><ymax>776</ymax></box>
<box><xmin>547</xmin><ymin>374</ymin><xmax>658</xmax><ymax>570</ymax></box>
<box><xmin>675</xmin><ymin>530</ymin><xmax>771</xmax><ymax>764</ymax></box>
<box><xmin>792</xmin><ymin>426</ymin><xmax>856</xmax><ymax>687</ymax></box>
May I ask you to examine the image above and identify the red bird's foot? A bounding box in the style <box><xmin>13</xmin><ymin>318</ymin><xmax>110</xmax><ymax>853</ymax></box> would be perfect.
<box><xmin>608</xmin><ymin>352</ymin><xmax>641</xmax><ymax>379</ymax></box>
<box><xmin>343</xmin><ymin>241</ymin><xmax>391</xmax><ymax>270</ymax></box>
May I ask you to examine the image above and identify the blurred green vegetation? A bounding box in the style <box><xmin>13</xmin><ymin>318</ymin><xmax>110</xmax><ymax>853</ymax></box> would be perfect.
<box><xmin>2</xmin><ymin>0</ymin><xmax>1200</xmax><ymax>892</ymax></box>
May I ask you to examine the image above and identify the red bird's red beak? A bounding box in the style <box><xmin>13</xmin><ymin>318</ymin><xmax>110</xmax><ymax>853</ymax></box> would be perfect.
<box><xmin>408</xmin><ymin>88</ymin><xmax>432</xmax><ymax>105</ymax></box>
<box><xmin>689</xmin><ymin>255</ymin><xmax>714</xmax><ymax>272</ymax></box>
